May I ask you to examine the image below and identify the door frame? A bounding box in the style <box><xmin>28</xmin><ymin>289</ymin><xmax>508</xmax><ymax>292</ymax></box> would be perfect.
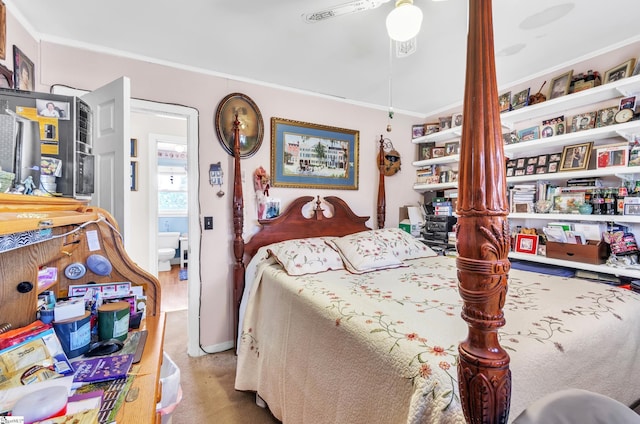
<box><xmin>133</xmin><ymin>99</ymin><xmax>202</xmax><ymax>357</ymax></box>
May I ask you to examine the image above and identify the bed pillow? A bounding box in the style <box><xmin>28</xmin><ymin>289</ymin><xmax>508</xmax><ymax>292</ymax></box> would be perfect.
<box><xmin>326</xmin><ymin>230</ymin><xmax>404</xmax><ymax>274</ymax></box>
<box><xmin>267</xmin><ymin>237</ymin><xmax>344</xmax><ymax>276</ymax></box>
<box><xmin>375</xmin><ymin>227</ymin><xmax>438</xmax><ymax>261</ymax></box>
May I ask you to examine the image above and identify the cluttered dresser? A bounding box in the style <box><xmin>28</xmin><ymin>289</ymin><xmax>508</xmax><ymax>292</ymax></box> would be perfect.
<box><xmin>0</xmin><ymin>194</ymin><xmax>166</xmax><ymax>423</ymax></box>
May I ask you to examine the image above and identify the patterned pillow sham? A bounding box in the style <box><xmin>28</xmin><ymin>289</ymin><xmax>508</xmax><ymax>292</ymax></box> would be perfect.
<box><xmin>375</xmin><ymin>227</ymin><xmax>438</xmax><ymax>261</ymax></box>
<box><xmin>326</xmin><ymin>230</ymin><xmax>404</xmax><ymax>274</ymax></box>
<box><xmin>267</xmin><ymin>237</ymin><xmax>344</xmax><ymax>276</ymax></box>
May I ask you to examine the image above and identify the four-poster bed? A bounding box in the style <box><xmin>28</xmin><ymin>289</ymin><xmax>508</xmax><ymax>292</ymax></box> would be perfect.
<box><xmin>231</xmin><ymin>1</ymin><xmax>640</xmax><ymax>422</ymax></box>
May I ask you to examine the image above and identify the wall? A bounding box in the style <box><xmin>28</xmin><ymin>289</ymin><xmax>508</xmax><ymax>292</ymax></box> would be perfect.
<box><xmin>2</xmin><ymin>10</ymin><xmax>422</xmax><ymax>350</ymax></box>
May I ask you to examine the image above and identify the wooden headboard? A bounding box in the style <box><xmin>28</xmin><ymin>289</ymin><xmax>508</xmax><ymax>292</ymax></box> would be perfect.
<box><xmin>232</xmin><ymin>0</ymin><xmax>511</xmax><ymax>421</ymax></box>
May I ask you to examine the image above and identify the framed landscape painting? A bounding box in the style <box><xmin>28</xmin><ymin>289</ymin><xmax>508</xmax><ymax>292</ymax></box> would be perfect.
<box><xmin>270</xmin><ymin>117</ymin><xmax>359</xmax><ymax>190</ymax></box>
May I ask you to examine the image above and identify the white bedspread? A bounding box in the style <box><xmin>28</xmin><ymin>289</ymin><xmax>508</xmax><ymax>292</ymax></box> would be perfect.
<box><xmin>235</xmin><ymin>254</ymin><xmax>640</xmax><ymax>423</ymax></box>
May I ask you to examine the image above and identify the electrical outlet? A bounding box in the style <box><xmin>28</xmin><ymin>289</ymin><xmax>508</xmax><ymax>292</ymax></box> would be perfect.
<box><xmin>204</xmin><ymin>216</ymin><xmax>213</xmax><ymax>230</ymax></box>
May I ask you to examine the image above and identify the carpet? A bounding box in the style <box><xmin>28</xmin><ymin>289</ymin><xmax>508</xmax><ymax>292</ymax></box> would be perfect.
<box><xmin>179</xmin><ymin>268</ymin><xmax>188</xmax><ymax>281</ymax></box>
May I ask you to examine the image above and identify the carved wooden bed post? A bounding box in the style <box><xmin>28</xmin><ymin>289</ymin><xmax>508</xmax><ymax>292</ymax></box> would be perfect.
<box><xmin>456</xmin><ymin>0</ymin><xmax>512</xmax><ymax>422</ymax></box>
<box><xmin>232</xmin><ymin>114</ymin><xmax>244</xmax><ymax>349</ymax></box>
<box><xmin>377</xmin><ymin>135</ymin><xmax>386</xmax><ymax>229</ymax></box>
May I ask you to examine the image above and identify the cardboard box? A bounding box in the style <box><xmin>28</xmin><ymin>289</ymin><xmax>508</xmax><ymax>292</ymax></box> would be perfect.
<box><xmin>545</xmin><ymin>240</ymin><xmax>609</xmax><ymax>265</ymax></box>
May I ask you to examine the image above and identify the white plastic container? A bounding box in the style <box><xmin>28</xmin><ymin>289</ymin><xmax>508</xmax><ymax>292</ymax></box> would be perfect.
<box><xmin>156</xmin><ymin>351</ymin><xmax>182</xmax><ymax>424</ymax></box>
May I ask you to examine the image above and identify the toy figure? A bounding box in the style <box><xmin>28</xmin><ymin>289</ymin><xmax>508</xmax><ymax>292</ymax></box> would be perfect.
<box><xmin>21</xmin><ymin>175</ymin><xmax>35</xmax><ymax>195</ymax></box>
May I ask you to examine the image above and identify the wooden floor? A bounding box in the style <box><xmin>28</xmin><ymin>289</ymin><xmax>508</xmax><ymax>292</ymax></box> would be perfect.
<box><xmin>158</xmin><ymin>264</ymin><xmax>188</xmax><ymax>312</ymax></box>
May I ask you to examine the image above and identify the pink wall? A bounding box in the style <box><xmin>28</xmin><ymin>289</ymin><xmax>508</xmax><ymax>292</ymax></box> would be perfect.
<box><xmin>3</xmin><ymin>10</ymin><xmax>422</xmax><ymax>349</ymax></box>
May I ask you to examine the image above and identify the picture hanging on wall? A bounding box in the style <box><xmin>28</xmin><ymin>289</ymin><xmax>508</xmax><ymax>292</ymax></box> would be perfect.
<box><xmin>13</xmin><ymin>45</ymin><xmax>34</xmax><ymax>91</ymax></box>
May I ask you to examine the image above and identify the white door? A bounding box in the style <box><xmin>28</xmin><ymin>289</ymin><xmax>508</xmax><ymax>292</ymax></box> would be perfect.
<box><xmin>81</xmin><ymin>77</ymin><xmax>132</xmax><ymax>247</ymax></box>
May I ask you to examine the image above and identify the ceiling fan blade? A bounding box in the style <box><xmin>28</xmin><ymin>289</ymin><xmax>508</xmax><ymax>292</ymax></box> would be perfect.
<box><xmin>303</xmin><ymin>0</ymin><xmax>391</xmax><ymax>23</ymax></box>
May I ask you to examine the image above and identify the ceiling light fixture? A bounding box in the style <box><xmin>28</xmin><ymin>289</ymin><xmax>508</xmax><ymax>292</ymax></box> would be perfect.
<box><xmin>386</xmin><ymin>0</ymin><xmax>423</xmax><ymax>42</ymax></box>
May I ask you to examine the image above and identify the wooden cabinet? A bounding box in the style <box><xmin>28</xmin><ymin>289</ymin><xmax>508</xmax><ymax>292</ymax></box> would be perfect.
<box><xmin>0</xmin><ymin>194</ymin><xmax>165</xmax><ymax>422</ymax></box>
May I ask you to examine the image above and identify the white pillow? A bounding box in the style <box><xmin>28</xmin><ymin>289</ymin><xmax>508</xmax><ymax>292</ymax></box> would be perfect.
<box><xmin>267</xmin><ymin>237</ymin><xmax>344</xmax><ymax>276</ymax></box>
<box><xmin>326</xmin><ymin>230</ymin><xmax>404</xmax><ymax>274</ymax></box>
<box><xmin>375</xmin><ymin>227</ymin><xmax>438</xmax><ymax>261</ymax></box>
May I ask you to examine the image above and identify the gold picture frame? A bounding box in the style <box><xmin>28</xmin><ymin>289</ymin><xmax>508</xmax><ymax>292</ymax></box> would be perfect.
<box><xmin>0</xmin><ymin>1</ymin><xmax>5</xmax><ymax>61</ymax></box>
<box><xmin>549</xmin><ymin>70</ymin><xmax>573</xmax><ymax>99</ymax></box>
<box><xmin>214</xmin><ymin>92</ymin><xmax>264</xmax><ymax>158</ymax></box>
<box><xmin>270</xmin><ymin>117</ymin><xmax>359</xmax><ymax>190</ymax></box>
<box><xmin>604</xmin><ymin>58</ymin><xmax>636</xmax><ymax>84</ymax></box>
<box><xmin>559</xmin><ymin>142</ymin><xmax>592</xmax><ymax>172</ymax></box>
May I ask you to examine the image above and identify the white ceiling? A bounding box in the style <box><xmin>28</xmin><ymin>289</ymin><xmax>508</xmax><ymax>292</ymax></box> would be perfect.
<box><xmin>7</xmin><ymin>0</ymin><xmax>640</xmax><ymax>117</ymax></box>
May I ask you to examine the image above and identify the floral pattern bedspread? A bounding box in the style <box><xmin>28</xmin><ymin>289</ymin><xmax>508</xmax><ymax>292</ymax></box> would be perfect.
<box><xmin>235</xmin><ymin>254</ymin><xmax>640</xmax><ymax>423</ymax></box>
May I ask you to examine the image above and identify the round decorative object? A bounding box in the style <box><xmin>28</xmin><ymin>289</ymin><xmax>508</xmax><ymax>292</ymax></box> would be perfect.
<box><xmin>214</xmin><ymin>93</ymin><xmax>264</xmax><ymax>158</ymax></box>
<box><xmin>64</xmin><ymin>263</ymin><xmax>86</xmax><ymax>280</ymax></box>
<box><xmin>86</xmin><ymin>254</ymin><xmax>113</xmax><ymax>276</ymax></box>
<box><xmin>614</xmin><ymin>108</ymin><xmax>634</xmax><ymax>124</ymax></box>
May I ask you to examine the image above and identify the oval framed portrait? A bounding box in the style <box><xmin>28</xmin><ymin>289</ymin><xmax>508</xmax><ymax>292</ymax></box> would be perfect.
<box><xmin>214</xmin><ymin>92</ymin><xmax>264</xmax><ymax>158</ymax></box>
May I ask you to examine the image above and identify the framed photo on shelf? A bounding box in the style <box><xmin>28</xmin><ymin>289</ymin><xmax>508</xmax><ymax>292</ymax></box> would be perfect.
<box><xmin>559</xmin><ymin>142</ymin><xmax>592</xmax><ymax>172</ymax></box>
<box><xmin>517</xmin><ymin>126</ymin><xmax>540</xmax><ymax>141</ymax></box>
<box><xmin>511</xmin><ymin>88</ymin><xmax>530</xmax><ymax>110</ymax></box>
<box><xmin>536</xmin><ymin>166</ymin><xmax>547</xmax><ymax>175</ymax></box>
<box><xmin>506</xmin><ymin>167</ymin><xmax>515</xmax><ymax>177</ymax></box>
<box><xmin>633</xmin><ymin>58</ymin><xmax>640</xmax><ymax>77</ymax></box>
<box><xmin>570</xmin><ymin>112</ymin><xmax>596</xmax><ymax>132</ymax></box>
<box><xmin>444</xmin><ymin>141</ymin><xmax>459</xmax><ymax>156</ymax></box>
<box><xmin>620</xmin><ymin>96</ymin><xmax>636</xmax><ymax>110</ymax></box>
<box><xmin>552</xmin><ymin>192</ymin><xmax>585</xmax><ymax>213</ymax></box>
<box><xmin>451</xmin><ymin>113</ymin><xmax>463</xmax><ymax>128</ymax></box>
<box><xmin>525</xmin><ymin>164</ymin><xmax>535</xmax><ymax>175</ymax></box>
<box><xmin>537</xmin><ymin>154</ymin><xmax>548</xmax><ymax>166</ymax></box>
<box><xmin>549</xmin><ymin>70</ymin><xmax>573</xmax><ymax>99</ymax></box>
<box><xmin>498</xmin><ymin>91</ymin><xmax>511</xmax><ymax>113</ymax></box>
<box><xmin>503</xmin><ymin>131</ymin><xmax>520</xmax><ymax>145</ymax></box>
<box><xmin>596</xmin><ymin>143</ymin><xmax>629</xmax><ymax>169</ymax></box>
<box><xmin>604</xmin><ymin>58</ymin><xmax>636</xmax><ymax>84</ymax></box>
<box><xmin>424</xmin><ymin>123</ymin><xmax>439</xmax><ymax>135</ymax></box>
<box><xmin>541</xmin><ymin>124</ymin><xmax>554</xmax><ymax>138</ymax></box>
<box><xmin>514</xmin><ymin>168</ymin><xmax>525</xmax><ymax>176</ymax></box>
<box><xmin>417</xmin><ymin>144</ymin><xmax>433</xmax><ymax>161</ymax></box>
<box><xmin>515</xmin><ymin>234</ymin><xmax>538</xmax><ymax>255</ymax></box>
<box><xmin>596</xmin><ymin>106</ymin><xmax>618</xmax><ymax>127</ymax></box>
<box><xmin>412</xmin><ymin>124</ymin><xmax>425</xmax><ymax>139</ymax></box>
<box><xmin>516</xmin><ymin>157</ymin><xmax>526</xmax><ymax>169</ymax></box>
<box><xmin>526</xmin><ymin>156</ymin><xmax>538</xmax><ymax>166</ymax></box>
<box><xmin>431</xmin><ymin>147</ymin><xmax>445</xmax><ymax>158</ymax></box>
<box><xmin>13</xmin><ymin>45</ymin><xmax>34</xmax><ymax>91</ymax></box>
<box><xmin>549</xmin><ymin>153</ymin><xmax>562</xmax><ymax>162</ymax></box>
<box><xmin>438</xmin><ymin>116</ymin><xmax>452</xmax><ymax>131</ymax></box>
<box><xmin>547</xmin><ymin>161</ymin><xmax>559</xmax><ymax>173</ymax></box>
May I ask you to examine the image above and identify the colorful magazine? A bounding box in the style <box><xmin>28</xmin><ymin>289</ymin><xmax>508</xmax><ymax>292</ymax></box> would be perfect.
<box><xmin>72</xmin><ymin>354</ymin><xmax>134</xmax><ymax>384</ymax></box>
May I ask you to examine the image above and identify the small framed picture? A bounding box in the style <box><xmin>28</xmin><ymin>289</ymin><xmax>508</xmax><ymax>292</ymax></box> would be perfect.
<box><xmin>511</xmin><ymin>88</ymin><xmax>530</xmax><ymax>110</ymax></box>
<box><xmin>514</xmin><ymin>168</ymin><xmax>525</xmax><ymax>176</ymax></box>
<box><xmin>526</xmin><ymin>156</ymin><xmax>538</xmax><ymax>166</ymax></box>
<box><xmin>549</xmin><ymin>70</ymin><xmax>573</xmax><ymax>99</ymax></box>
<box><xmin>633</xmin><ymin>58</ymin><xmax>640</xmax><ymax>77</ymax></box>
<box><xmin>541</xmin><ymin>125</ymin><xmax>554</xmax><ymax>138</ymax></box>
<box><xmin>517</xmin><ymin>126</ymin><xmax>540</xmax><ymax>142</ymax></box>
<box><xmin>515</xmin><ymin>234</ymin><xmax>538</xmax><ymax>255</ymax></box>
<box><xmin>542</xmin><ymin>115</ymin><xmax>565</xmax><ymax>126</ymax></box>
<box><xmin>424</xmin><ymin>123</ymin><xmax>440</xmax><ymax>135</ymax></box>
<box><xmin>503</xmin><ymin>131</ymin><xmax>520</xmax><ymax>145</ymax></box>
<box><xmin>549</xmin><ymin>153</ymin><xmax>562</xmax><ymax>162</ymax></box>
<box><xmin>560</xmin><ymin>142</ymin><xmax>593</xmax><ymax>172</ymax></box>
<box><xmin>570</xmin><ymin>112</ymin><xmax>596</xmax><ymax>132</ymax></box>
<box><xmin>498</xmin><ymin>92</ymin><xmax>511</xmax><ymax>113</ymax></box>
<box><xmin>604</xmin><ymin>59</ymin><xmax>636</xmax><ymax>84</ymax></box>
<box><xmin>506</xmin><ymin>167</ymin><xmax>515</xmax><ymax>177</ymax></box>
<box><xmin>596</xmin><ymin>106</ymin><xmax>618</xmax><ymax>127</ymax></box>
<box><xmin>536</xmin><ymin>166</ymin><xmax>547</xmax><ymax>175</ymax></box>
<box><xmin>451</xmin><ymin>113</ymin><xmax>463</xmax><ymax>128</ymax></box>
<box><xmin>537</xmin><ymin>154</ymin><xmax>548</xmax><ymax>166</ymax></box>
<box><xmin>516</xmin><ymin>158</ymin><xmax>526</xmax><ymax>168</ymax></box>
<box><xmin>553</xmin><ymin>192</ymin><xmax>585</xmax><ymax>213</ymax></box>
<box><xmin>444</xmin><ymin>141</ymin><xmax>459</xmax><ymax>156</ymax></box>
<box><xmin>506</xmin><ymin>159</ymin><xmax>517</xmax><ymax>168</ymax></box>
<box><xmin>525</xmin><ymin>164</ymin><xmax>535</xmax><ymax>175</ymax></box>
<box><xmin>620</xmin><ymin>96</ymin><xmax>636</xmax><ymax>110</ymax></box>
<box><xmin>412</xmin><ymin>124</ymin><xmax>425</xmax><ymax>139</ymax></box>
<box><xmin>431</xmin><ymin>147</ymin><xmax>445</xmax><ymax>158</ymax></box>
<box><xmin>547</xmin><ymin>161</ymin><xmax>559</xmax><ymax>173</ymax></box>
<box><xmin>438</xmin><ymin>116</ymin><xmax>452</xmax><ymax>131</ymax></box>
<box><xmin>596</xmin><ymin>143</ymin><xmax>629</xmax><ymax>169</ymax></box>
<box><xmin>417</xmin><ymin>144</ymin><xmax>433</xmax><ymax>161</ymax></box>
<box><xmin>555</xmin><ymin>122</ymin><xmax>566</xmax><ymax>135</ymax></box>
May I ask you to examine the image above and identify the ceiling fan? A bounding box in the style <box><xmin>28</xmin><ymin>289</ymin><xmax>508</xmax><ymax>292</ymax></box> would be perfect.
<box><xmin>302</xmin><ymin>0</ymin><xmax>392</xmax><ymax>23</ymax></box>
